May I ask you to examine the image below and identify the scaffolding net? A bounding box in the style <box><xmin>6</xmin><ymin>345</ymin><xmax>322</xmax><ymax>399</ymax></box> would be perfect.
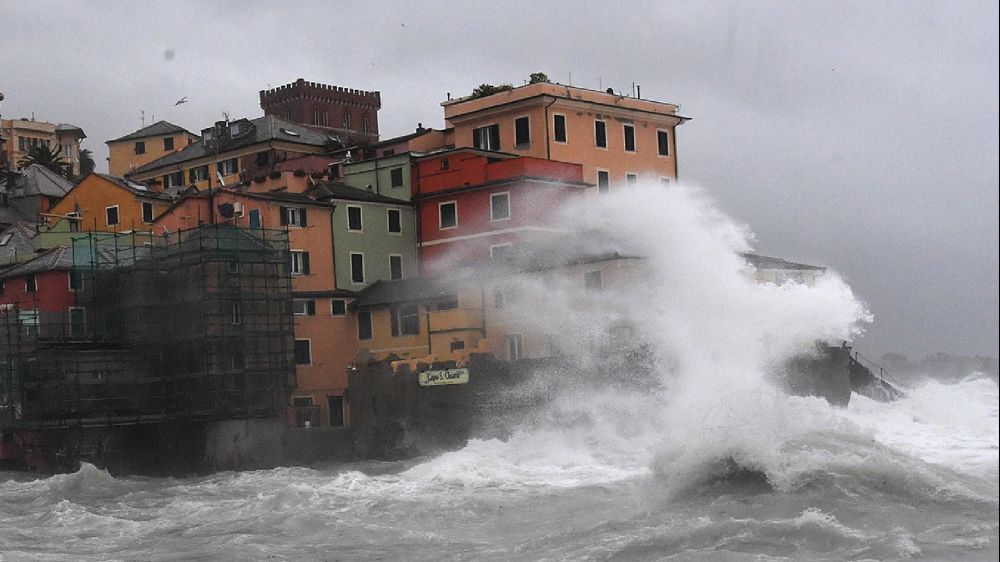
<box><xmin>0</xmin><ymin>225</ymin><xmax>295</xmax><ymax>429</ymax></box>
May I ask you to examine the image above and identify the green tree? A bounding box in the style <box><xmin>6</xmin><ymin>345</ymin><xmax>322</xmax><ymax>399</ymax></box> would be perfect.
<box><xmin>528</xmin><ymin>72</ymin><xmax>550</xmax><ymax>84</ymax></box>
<box><xmin>470</xmin><ymin>83</ymin><xmax>513</xmax><ymax>99</ymax></box>
<box><xmin>17</xmin><ymin>144</ymin><xmax>69</xmax><ymax>177</ymax></box>
<box><xmin>78</xmin><ymin>148</ymin><xmax>96</xmax><ymax>178</ymax></box>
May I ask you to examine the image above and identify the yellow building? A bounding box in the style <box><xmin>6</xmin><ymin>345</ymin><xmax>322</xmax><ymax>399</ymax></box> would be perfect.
<box><xmin>1</xmin><ymin>118</ymin><xmax>86</xmax><ymax>176</ymax></box>
<box><xmin>47</xmin><ymin>173</ymin><xmax>174</xmax><ymax>232</ymax></box>
<box><xmin>106</xmin><ymin>121</ymin><xmax>199</xmax><ymax>177</ymax></box>
<box><xmin>442</xmin><ymin>82</ymin><xmax>688</xmax><ymax>193</ymax></box>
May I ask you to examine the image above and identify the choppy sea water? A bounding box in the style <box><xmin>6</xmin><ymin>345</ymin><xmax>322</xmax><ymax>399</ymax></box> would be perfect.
<box><xmin>1</xmin><ymin>375</ymin><xmax>996</xmax><ymax>562</ymax></box>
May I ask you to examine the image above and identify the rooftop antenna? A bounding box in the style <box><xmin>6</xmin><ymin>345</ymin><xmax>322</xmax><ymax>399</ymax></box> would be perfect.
<box><xmin>141</xmin><ymin>110</ymin><xmax>146</xmax><ymax>128</ymax></box>
<box><xmin>568</xmin><ymin>72</ymin><xmax>572</xmax><ymax>86</ymax></box>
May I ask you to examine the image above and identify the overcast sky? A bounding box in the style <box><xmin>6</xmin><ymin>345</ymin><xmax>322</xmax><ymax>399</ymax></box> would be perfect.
<box><xmin>3</xmin><ymin>1</ymin><xmax>997</xmax><ymax>360</ymax></box>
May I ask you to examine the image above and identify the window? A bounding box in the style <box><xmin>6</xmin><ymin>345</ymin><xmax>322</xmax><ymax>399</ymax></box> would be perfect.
<box><xmin>64</xmin><ymin>144</ymin><xmax>72</xmax><ymax>157</ymax></box>
<box><xmin>313</xmin><ymin>109</ymin><xmax>328</xmax><ymax>127</ymax></box>
<box><xmin>342</xmin><ymin>112</ymin><xmax>352</xmax><ymax>129</ymax></box>
<box><xmin>280</xmin><ymin>207</ymin><xmax>308</xmax><ymax>227</ymax></box>
<box><xmin>387</xmin><ymin>209</ymin><xmax>402</xmax><ymax>234</ymax></box>
<box><xmin>227</xmin><ymin>261</ymin><xmax>240</xmax><ymax>273</ymax></box>
<box><xmin>20</xmin><ymin>309</ymin><xmax>39</xmax><ymax>337</ymax></box>
<box><xmin>255</xmin><ymin>152</ymin><xmax>269</xmax><ymax>166</ymax></box>
<box><xmin>626</xmin><ymin>173</ymin><xmax>638</xmax><ymax>188</ymax></box>
<box><xmin>25</xmin><ymin>274</ymin><xmax>37</xmax><ymax>292</ymax></box>
<box><xmin>506</xmin><ymin>333</ymin><xmax>523</xmax><ymax>361</ymax></box>
<box><xmin>440</xmin><ymin>158</ymin><xmax>449</xmax><ymax>170</ymax></box>
<box><xmin>472</xmin><ymin>124</ymin><xmax>501</xmax><ymax>151</ymax></box>
<box><xmin>248</xmin><ymin>208</ymin><xmax>262</xmax><ymax>229</ymax></box>
<box><xmin>490</xmin><ymin>192</ymin><xmax>510</xmax><ymax>221</ymax></box>
<box><xmin>553</xmin><ymin>114</ymin><xmax>567</xmax><ymax>143</ymax></box>
<box><xmin>218</xmin><ymin>158</ymin><xmax>238</xmax><ymax>176</ymax></box>
<box><xmin>584</xmin><ymin>270</ymin><xmax>602</xmax><ymax>291</ymax></box>
<box><xmin>164</xmin><ymin>171</ymin><xmax>184</xmax><ymax>188</ymax></box>
<box><xmin>290</xmin><ymin>251</ymin><xmax>310</xmax><ymax>275</ymax></box>
<box><xmin>661</xmin><ymin>177</ymin><xmax>672</xmax><ymax>187</ymax></box>
<box><xmin>514</xmin><ymin>116</ymin><xmax>530</xmax><ymax>147</ymax></box>
<box><xmin>18</xmin><ymin>137</ymin><xmax>25</xmax><ymax>151</ymax></box>
<box><xmin>390</xmin><ymin>167</ymin><xmax>404</xmax><ymax>188</ymax></box>
<box><xmin>331</xmin><ymin>299</ymin><xmax>347</xmax><ymax>316</ymax></box>
<box><xmin>439</xmin><ymin>201</ymin><xmax>457</xmax><ymax>229</ymax></box>
<box><xmin>292</xmin><ymin>299</ymin><xmax>316</xmax><ymax>316</ymax></box>
<box><xmin>69</xmin><ymin>270</ymin><xmax>84</xmax><ymax>291</ymax></box>
<box><xmin>490</xmin><ymin>244</ymin><xmax>514</xmax><ymax>262</ymax></box>
<box><xmin>350</xmin><ymin>253</ymin><xmax>365</xmax><ymax>284</ymax></box>
<box><xmin>391</xmin><ymin>304</ymin><xmax>420</xmax><ymax>336</ymax></box>
<box><xmin>231</xmin><ymin>302</ymin><xmax>242</xmax><ymax>325</ymax></box>
<box><xmin>294</xmin><ymin>340</ymin><xmax>312</xmax><ymax>365</ymax></box>
<box><xmin>68</xmin><ymin>307</ymin><xmax>86</xmax><ymax>337</ymax></box>
<box><xmin>328</xmin><ymin>396</ymin><xmax>345</xmax><ymax>427</ymax></box>
<box><xmin>450</xmin><ymin>341</ymin><xmax>466</xmax><ymax>352</ymax></box>
<box><xmin>595</xmin><ymin>120</ymin><xmax>607</xmax><ymax>148</ymax></box>
<box><xmin>106</xmin><ymin>205</ymin><xmax>120</xmax><ymax>226</ymax></box>
<box><xmin>141</xmin><ymin>201</ymin><xmax>154</xmax><ymax>223</ymax></box>
<box><xmin>189</xmin><ymin>165</ymin><xmax>209</xmax><ymax>183</ymax></box>
<box><xmin>363</xmin><ymin>115</ymin><xmax>371</xmax><ymax>134</ymax></box>
<box><xmin>357</xmin><ymin>310</ymin><xmax>373</xmax><ymax>340</ymax></box>
<box><xmin>134</xmin><ymin>141</ymin><xmax>146</xmax><ymax>155</ymax></box>
<box><xmin>657</xmin><ymin>130</ymin><xmax>670</xmax><ymax>156</ymax></box>
<box><xmin>624</xmin><ymin>124</ymin><xmax>636</xmax><ymax>152</ymax></box>
<box><xmin>382</xmin><ymin>149</ymin><xmax>395</xmax><ymax>157</ymax></box>
<box><xmin>389</xmin><ymin>255</ymin><xmax>403</xmax><ymax>281</ymax></box>
<box><xmin>597</xmin><ymin>170</ymin><xmax>610</xmax><ymax>194</ymax></box>
<box><xmin>163</xmin><ymin>137</ymin><xmax>174</xmax><ymax>151</ymax></box>
<box><xmin>347</xmin><ymin>206</ymin><xmax>363</xmax><ymax>231</ymax></box>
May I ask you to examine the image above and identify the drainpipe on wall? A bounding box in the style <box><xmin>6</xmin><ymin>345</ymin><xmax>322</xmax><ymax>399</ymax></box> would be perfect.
<box><xmin>543</xmin><ymin>96</ymin><xmax>558</xmax><ymax>161</ymax></box>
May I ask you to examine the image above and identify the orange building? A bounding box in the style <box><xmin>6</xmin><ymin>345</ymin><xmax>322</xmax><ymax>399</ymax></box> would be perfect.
<box><xmin>1</xmin><ymin>118</ymin><xmax>87</xmax><ymax>176</ymax></box>
<box><xmin>106</xmin><ymin>121</ymin><xmax>199</xmax><ymax>177</ymax></box>
<box><xmin>442</xmin><ymin>82</ymin><xmax>688</xmax><ymax>193</ymax></box>
<box><xmin>153</xmin><ymin>188</ymin><xmax>354</xmax><ymax>428</ymax></box>
<box><xmin>47</xmin><ymin>173</ymin><xmax>174</xmax><ymax>232</ymax></box>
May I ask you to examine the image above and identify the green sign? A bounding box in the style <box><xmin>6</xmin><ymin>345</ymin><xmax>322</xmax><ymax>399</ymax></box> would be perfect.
<box><xmin>418</xmin><ymin>368</ymin><xmax>470</xmax><ymax>387</ymax></box>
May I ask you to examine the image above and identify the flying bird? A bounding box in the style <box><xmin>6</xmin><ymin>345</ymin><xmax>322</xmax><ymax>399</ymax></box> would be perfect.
<box><xmin>175</xmin><ymin>96</ymin><xmax>188</xmax><ymax>106</ymax></box>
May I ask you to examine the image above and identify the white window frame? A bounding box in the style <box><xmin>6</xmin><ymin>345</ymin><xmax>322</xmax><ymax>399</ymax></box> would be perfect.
<box><xmin>285</xmin><ymin>207</ymin><xmax>306</xmax><ymax>227</ymax></box>
<box><xmin>106</xmin><ymin>205</ymin><xmax>120</xmax><ymax>227</ymax></box>
<box><xmin>331</xmin><ymin>299</ymin><xmax>347</xmax><ymax>316</ymax></box>
<box><xmin>218</xmin><ymin>158</ymin><xmax>238</xmax><ymax>176</ymax></box>
<box><xmin>346</xmin><ymin>205</ymin><xmax>364</xmax><ymax>232</ymax></box>
<box><xmin>594</xmin><ymin>119</ymin><xmax>608</xmax><ymax>149</ymax></box>
<box><xmin>656</xmin><ymin>128</ymin><xmax>671</xmax><ymax>157</ymax></box>
<box><xmin>552</xmin><ymin>113</ymin><xmax>568</xmax><ymax>144</ymax></box>
<box><xmin>387</xmin><ymin>208</ymin><xmax>402</xmax><ymax>235</ymax></box>
<box><xmin>596</xmin><ymin>169</ymin><xmax>611</xmax><ymax>194</ymax></box>
<box><xmin>438</xmin><ymin>201</ymin><xmax>458</xmax><ymax>230</ymax></box>
<box><xmin>623</xmin><ymin>124</ymin><xmax>636</xmax><ymax>153</ymax></box>
<box><xmin>389</xmin><ymin>254</ymin><xmax>403</xmax><ymax>281</ymax></box>
<box><xmin>513</xmin><ymin>115</ymin><xmax>531</xmax><ymax>148</ymax></box>
<box><xmin>290</xmin><ymin>250</ymin><xmax>307</xmax><ymax>276</ymax></box>
<box><xmin>473</xmin><ymin>123</ymin><xmax>501</xmax><ymax>151</ymax></box>
<box><xmin>141</xmin><ymin>201</ymin><xmax>154</xmax><ymax>224</ymax></box>
<box><xmin>389</xmin><ymin>167</ymin><xmax>404</xmax><ymax>188</ymax></box>
<box><xmin>294</xmin><ymin>339</ymin><xmax>312</xmax><ymax>366</ymax></box>
<box><xmin>490</xmin><ymin>191</ymin><xmax>511</xmax><ymax>222</ymax></box>
<box><xmin>248</xmin><ymin>208</ymin><xmax>262</xmax><ymax>229</ymax></box>
<box><xmin>350</xmin><ymin>252</ymin><xmax>365</xmax><ymax>285</ymax></box>
<box><xmin>506</xmin><ymin>333</ymin><xmax>523</xmax><ymax>361</ymax></box>
<box><xmin>292</xmin><ymin>299</ymin><xmax>311</xmax><ymax>316</ymax></box>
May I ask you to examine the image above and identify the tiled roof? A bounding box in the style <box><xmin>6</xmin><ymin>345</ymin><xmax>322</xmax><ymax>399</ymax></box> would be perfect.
<box><xmin>0</xmin><ymin>245</ymin><xmax>74</xmax><ymax>279</ymax></box>
<box><xmin>311</xmin><ymin>181</ymin><xmax>412</xmax><ymax>205</ymax></box>
<box><xmin>0</xmin><ymin>164</ymin><xmax>74</xmax><ymax>198</ymax></box>
<box><xmin>132</xmin><ymin>116</ymin><xmax>332</xmax><ymax>175</ymax></box>
<box><xmin>55</xmin><ymin>123</ymin><xmax>87</xmax><ymax>138</ymax></box>
<box><xmin>351</xmin><ymin>277</ymin><xmax>464</xmax><ymax>308</ymax></box>
<box><xmin>93</xmin><ymin>173</ymin><xmax>174</xmax><ymax>200</ymax></box>
<box><xmin>0</xmin><ymin>222</ymin><xmax>39</xmax><ymax>263</ymax></box>
<box><xmin>108</xmin><ymin>120</ymin><xmax>194</xmax><ymax>143</ymax></box>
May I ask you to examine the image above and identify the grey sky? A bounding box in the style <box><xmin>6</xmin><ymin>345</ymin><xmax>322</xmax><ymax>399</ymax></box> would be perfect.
<box><xmin>2</xmin><ymin>1</ymin><xmax>997</xmax><ymax>359</ymax></box>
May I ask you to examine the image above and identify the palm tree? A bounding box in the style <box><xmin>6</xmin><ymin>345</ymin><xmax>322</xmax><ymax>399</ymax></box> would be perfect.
<box><xmin>17</xmin><ymin>144</ymin><xmax>69</xmax><ymax>177</ymax></box>
<box><xmin>78</xmin><ymin>148</ymin><xmax>96</xmax><ymax>178</ymax></box>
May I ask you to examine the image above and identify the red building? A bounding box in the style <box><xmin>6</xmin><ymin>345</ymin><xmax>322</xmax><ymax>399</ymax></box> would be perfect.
<box><xmin>412</xmin><ymin>148</ymin><xmax>590</xmax><ymax>274</ymax></box>
<box><xmin>0</xmin><ymin>246</ymin><xmax>81</xmax><ymax>338</ymax></box>
<box><xmin>259</xmin><ymin>78</ymin><xmax>381</xmax><ymax>146</ymax></box>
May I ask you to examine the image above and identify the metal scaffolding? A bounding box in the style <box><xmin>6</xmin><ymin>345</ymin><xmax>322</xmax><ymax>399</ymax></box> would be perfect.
<box><xmin>0</xmin><ymin>225</ymin><xmax>295</xmax><ymax>429</ymax></box>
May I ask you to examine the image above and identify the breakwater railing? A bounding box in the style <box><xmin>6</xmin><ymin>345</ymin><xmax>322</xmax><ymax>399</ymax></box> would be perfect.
<box><xmin>852</xmin><ymin>351</ymin><xmax>907</xmax><ymax>390</ymax></box>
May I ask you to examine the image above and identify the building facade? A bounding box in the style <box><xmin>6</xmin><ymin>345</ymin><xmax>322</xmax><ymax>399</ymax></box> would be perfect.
<box><xmin>106</xmin><ymin>121</ymin><xmax>199</xmax><ymax>177</ymax></box>
<box><xmin>259</xmin><ymin>78</ymin><xmax>381</xmax><ymax>147</ymax></box>
<box><xmin>442</xmin><ymin>82</ymin><xmax>688</xmax><ymax>193</ymax></box>
<box><xmin>47</xmin><ymin>174</ymin><xmax>174</xmax><ymax>233</ymax></box>
<box><xmin>1</xmin><ymin>119</ymin><xmax>86</xmax><ymax>177</ymax></box>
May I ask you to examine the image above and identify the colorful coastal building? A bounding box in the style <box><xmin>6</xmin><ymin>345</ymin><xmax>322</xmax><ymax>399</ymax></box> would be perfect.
<box><xmin>47</xmin><ymin>173</ymin><xmax>175</xmax><ymax>233</ymax></box>
<box><xmin>1</xmin><ymin>118</ymin><xmax>87</xmax><ymax>177</ymax></box>
<box><xmin>106</xmin><ymin>121</ymin><xmax>200</xmax><ymax>177</ymax></box>
<box><xmin>411</xmin><ymin>147</ymin><xmax>590</xmax><ymax>273</ymax></box>
<box><xmin>0</xmin><ymin>246</ymin><xmax>81</xmax><ymax>340</ymax></box>
<box><xmin>442</xmin><ymin>82</ymin><xmax>688</xmax><ymax>193</ymax></box>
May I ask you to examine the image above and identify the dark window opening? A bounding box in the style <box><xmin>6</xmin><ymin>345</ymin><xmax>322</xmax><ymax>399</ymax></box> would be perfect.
<box><xmin>331</xmin><ymin>299</ymin><xmax>347</xmax><ymax>316</ymax></box>
<box><xmin>597</xmin><ymin>171</ymin><xmax>610</xmax><ymax>194</ymax></box>
<box><xmin>595</xmin><ymin>120</ymin><xmax>607</xmax><ymax>148</ymax></box>
<box><xmin>141</xmin><ymin>201</ymin><xmax>154</xmax><ymax>223</ymax></box>
<box><xmin>514</xmin><ymin>117</ymin><xmax>530</xmax><ymax>147</ymax></box>
<box><xmin>387</xmin><ymin>209</ymin><xmax>402</xmax><ymax>233</ymax></box>
<box><xmin>439</xmin><ymin>202</ymin><xmax>457</xmax><ymax>229</ymax></box>
<box><xmin>328</xmin><ymin>396</ymin><xmax>345</xmax><ymax>427</ymax></box>
<box><xmin>389</xmin><ymin>255</ymin><xmax>403</xmax><ymax>281</ymax></box>
<box><xmin>347</xmin><ymin>206</ymin><xmax>363</xmax><ymax>231</ymax></box>
<box><xmin>163</xmin><ymin>137</ymin><xmax>174</xmax><ymax>151</ymax></box>
<box><xmin>553</xmin><ymin>114</ymin><xmax>567</xmax><ymax>143</ymax></box>
<box><xmin>134</xmin><ymin>141</ymin><xmax>145</xmax><ymax>154</ymax></box>
<box><xmin>294</xmin><ymin>340</ymin><xmax>311</xmax><ymax>365</ymax></box>
<box><xmin>357</xmin><ymin>310</ymin><xmax>373</xmax><ymax>340</ymax></box>
<box><xmin>657</xmin><ymin>130</ymin><xmax>670</xmax><ymax>156</ymax></box>
<box><xmin>351</xmin><ymin>253</ymin><xmax>365</xmax><ymax>283</ymax></box>
<box><xmin>390</xmin><ymin>167</ymin><xmax>404</xmax><ymax>187</ymax></box>
<box><xmin>624</xmin><ymin>125</ymin><xmax>636</xmax><ymax>152</ymax></box>
<box><xmin>472</xmin><ymin>124</ymin><xmax>501</xmax><ymax>151</ymax></box>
